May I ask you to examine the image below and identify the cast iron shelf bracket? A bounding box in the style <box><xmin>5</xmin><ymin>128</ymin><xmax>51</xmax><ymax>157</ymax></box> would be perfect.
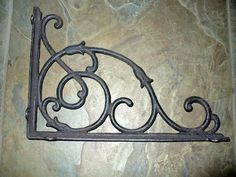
<box><xmin>25</xmin><ymin>7</ymin><xmax>230</xmax><ymax>142</ymax></box>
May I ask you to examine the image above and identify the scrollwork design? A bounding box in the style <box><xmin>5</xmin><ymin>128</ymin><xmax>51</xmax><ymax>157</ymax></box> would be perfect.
<box><xmin>41</xmin><ymin>14</ymin><xmax>63</xmax><ymax>55</ymax></box>
<box><xmin>40</xmin><ymin>72</ymin><xmax>111</xmax><ymax>132</ymax></box>
<box><xmin>38</xmin><ymin>45</ymin><xmax>111</xmax><ymax>132</ymax></box>
<box><xmin>37</xmin><ymin>12</ymin><xmax>223</xmax><ymax>137</ymax></box>
<box><xmin>157</xmin><ymin>96</ymin><xmax>220</xmax><ymax>134</ymax></box>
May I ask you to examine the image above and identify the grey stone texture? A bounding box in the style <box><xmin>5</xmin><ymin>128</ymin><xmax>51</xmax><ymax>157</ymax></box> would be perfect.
<box><xmin>0</xmin><ymin>0</ymin><xmax>235</xmax><ymax>177</ymax></box>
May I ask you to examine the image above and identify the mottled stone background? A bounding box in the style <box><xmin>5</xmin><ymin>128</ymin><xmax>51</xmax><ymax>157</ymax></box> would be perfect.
<box><xmin>0</xmin><ymin>0</ymin><xmax>235</xmax><ymax>177</ymax></box>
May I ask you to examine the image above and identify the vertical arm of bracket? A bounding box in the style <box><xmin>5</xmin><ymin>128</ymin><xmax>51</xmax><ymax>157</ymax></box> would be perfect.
<box><xmin>26</xmin><ymin>7</ymin><xmax>42</xmax><ymax>136</ymax></box>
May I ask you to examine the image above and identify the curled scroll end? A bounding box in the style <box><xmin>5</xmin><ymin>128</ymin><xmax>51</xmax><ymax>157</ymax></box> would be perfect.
<box><xmin>77</xmin><ymin>90</ymin><xmax>86</xmax><ymax>98</ymax></box>
<box><xmin>53</xmin><ymin>19</ymin><xmax>63</xmax><ymax>29</ymax></box>
<box><xmin>52</xmin><ymin>102</ymin><xmax>61</xmax><ymax>112</ymax></box>
<box><xmin>184</xmin><ymin>99</ymin><xmax>194</xmax><ymax>112</ymax></box>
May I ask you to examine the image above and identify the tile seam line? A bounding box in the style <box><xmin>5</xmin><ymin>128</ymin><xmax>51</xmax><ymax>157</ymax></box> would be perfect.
<box><xmin>0</xmin><ymin>0</ymin><xmax>13</xmax><ymax>165</ymax></box>
<box><xmin>227</xmin><ymin>0</ymin><xmax>236</xmax><ymax>166</ymax></box>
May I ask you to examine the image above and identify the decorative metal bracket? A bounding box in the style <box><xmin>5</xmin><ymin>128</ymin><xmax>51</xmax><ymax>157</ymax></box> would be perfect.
<box><xmin>26</xmin><ymin>7</ymin><xmax>230</xmax><ymax>142</ymax></box>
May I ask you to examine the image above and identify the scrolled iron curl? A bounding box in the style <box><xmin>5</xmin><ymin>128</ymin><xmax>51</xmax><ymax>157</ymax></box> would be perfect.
<box><xmin>38</xmin><ymin>16</ymin><xmax>221</xmax><ymax>135</ymax></box>
<box><xmin>41</xmin><ymin>14</ymin><xmax>63</xmax><ymax>55</ymax></box>
<box><xmin>56</xmin><ymin>72</ymin><xmax>88</xmax><ymax>110</ymax></box>
<box><xmin>40</xmin><ymin>71</ymin><xmax>111</xmax><ymax>132</ymax></box>
<box><xmin>39</xmin><ymin>16</ymin><xmax>103</xmax><ymax>132</ymax></box>
<box><xmin>157</xmin><ymin>96</ymin><xmax>220</xmax><ymax>134</ymax></box>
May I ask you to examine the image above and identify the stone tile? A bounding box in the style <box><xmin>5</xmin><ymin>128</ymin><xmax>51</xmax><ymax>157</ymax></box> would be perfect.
<box><xmin>0</xmin><ymin>0</ymin><xmax>234</xmax><ymax>177</ymax></box>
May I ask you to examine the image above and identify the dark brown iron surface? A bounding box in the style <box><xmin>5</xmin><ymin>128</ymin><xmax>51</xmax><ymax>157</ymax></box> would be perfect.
<box><xmin>25</xmin><ymin>7</ymin><xmax>230</xmax><ymax>142</ymax></box>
